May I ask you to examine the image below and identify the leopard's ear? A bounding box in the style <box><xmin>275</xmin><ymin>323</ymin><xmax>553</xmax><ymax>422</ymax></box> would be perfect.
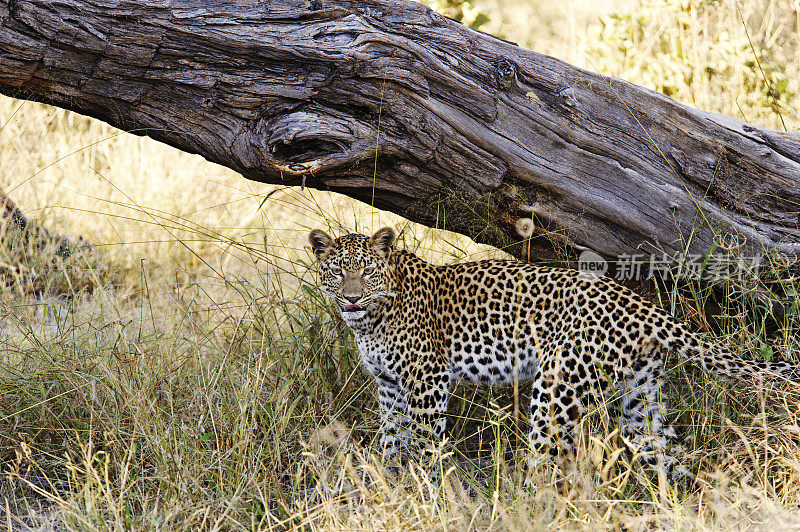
<box><xmin>309</xmin><ymin>229</ymin><xmax>334</xmax><ymax>260</ymax></box>
<box><xmin>370</xmin><ymin>227</ymin><xmax>396</xmax><ymax>258</ymax></box>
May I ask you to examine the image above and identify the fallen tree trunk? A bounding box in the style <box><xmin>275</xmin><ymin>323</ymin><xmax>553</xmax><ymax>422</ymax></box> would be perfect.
<box><xmin>0</xmin><ymin>0</ymin><xmax>798</xmax><ymax>267</ymax></box>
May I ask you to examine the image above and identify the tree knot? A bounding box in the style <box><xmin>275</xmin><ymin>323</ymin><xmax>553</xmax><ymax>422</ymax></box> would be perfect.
<box><xmin>253</xmin><ymin>108</ymin><xmax>376</xmax><ymax>175</ymax></box>
<box><xmin>494</xmin><ymin>58</ymin><xmax>516</xmax><ymax>89</ymax></box>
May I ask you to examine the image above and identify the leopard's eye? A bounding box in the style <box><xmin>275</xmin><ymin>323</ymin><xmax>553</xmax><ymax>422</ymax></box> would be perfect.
<box><xmin>363</xmin><ymin>265</ymin><xmax>376</xmax><ymax>276</ymax></box>
<box><xmin>329</xmin><ymin>265</ymin><xmax>343</xmax><ymax>277</ymax></box>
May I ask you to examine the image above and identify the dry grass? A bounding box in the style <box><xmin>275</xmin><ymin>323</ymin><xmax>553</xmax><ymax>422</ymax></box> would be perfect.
<box><xmin>1</xmin><ymin>0</ymin><xmax>799</xmax><ymax>529</ymax></box>
<box><xmin>467</xmin><ymin>0</ymin><xmax>798</xmax><ymax>131</ymax></box>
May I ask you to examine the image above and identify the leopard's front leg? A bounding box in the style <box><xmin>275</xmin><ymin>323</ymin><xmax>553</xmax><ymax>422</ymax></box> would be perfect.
<box><xmin>375</xmin><ymin>372</ymin><xmax>409</xmax><ymax>465</ymax></box>
<box><xmin>375</xmin><ymin>371</ymin><xmax>450</xmax><ymax>451</ymax></box>
<box><xmin>404</xmin><ymin>366</ymin><xmax>450</xmax><ymax>483</ymax></box>
<box><xmin>375</xmin><ymin>368</ymin><xmax>450</xmax><ymax>481</ymax></box>
<box><xmin>406</xmin><ymin>372</ymin><xmax>450</xmax><ymax>443</ymax></box>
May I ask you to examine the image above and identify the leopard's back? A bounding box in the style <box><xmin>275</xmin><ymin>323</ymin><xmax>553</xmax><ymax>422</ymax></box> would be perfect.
<box><xmin>433</xmin><ymin>260</ymin><xmax>676</xmax><ymax>390</ymax></box>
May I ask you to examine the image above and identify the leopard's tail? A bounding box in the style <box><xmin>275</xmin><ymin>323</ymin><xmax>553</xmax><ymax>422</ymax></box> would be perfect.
<box><xmin>659</xmin><ymin>318</ymin><xmax>799</xmax><ymax>382</ymax></box>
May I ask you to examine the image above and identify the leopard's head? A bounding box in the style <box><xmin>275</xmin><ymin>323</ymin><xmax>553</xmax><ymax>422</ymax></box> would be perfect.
<box><xmin>308</xmin><ymin>227</ymin><xmax>396</xmax><ymax>322</ymax></box>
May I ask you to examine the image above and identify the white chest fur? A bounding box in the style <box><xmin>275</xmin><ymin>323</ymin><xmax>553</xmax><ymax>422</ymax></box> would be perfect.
<box><xmin>353</xmin><ymin>331</ymin><xmax>391</xmax><ymax>377</ymax></box>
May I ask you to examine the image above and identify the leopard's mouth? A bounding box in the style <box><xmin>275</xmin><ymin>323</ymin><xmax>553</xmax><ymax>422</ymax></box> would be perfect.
<box><xmin>342</xmin><ymin>304</ymin><xmax>366</xmax><ymax>312</ymax></box>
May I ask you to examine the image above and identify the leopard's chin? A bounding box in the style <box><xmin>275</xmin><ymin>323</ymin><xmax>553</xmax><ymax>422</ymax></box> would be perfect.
<box><xmin>341</xmin><ymin>309</ymin><xmax>368</xmax><ymax>322</ymax></box>
<box><xmin>337</xmin><ymin>302</ymin><xmax>368</xmax><ymax>321</ymax></box>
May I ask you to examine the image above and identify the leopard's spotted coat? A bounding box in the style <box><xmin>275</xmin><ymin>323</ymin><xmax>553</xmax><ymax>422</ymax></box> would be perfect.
<box><xmin>309</xmin><ymin>227</ymin><xmax>796</xmax><ymax>471</ymax></box>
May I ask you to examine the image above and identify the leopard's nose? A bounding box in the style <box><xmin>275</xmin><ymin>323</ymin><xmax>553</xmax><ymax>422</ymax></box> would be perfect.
<box><xmin>344</xmin><ymin>295</ymin><xmax>361</xmax><ymax>304</ymax></box>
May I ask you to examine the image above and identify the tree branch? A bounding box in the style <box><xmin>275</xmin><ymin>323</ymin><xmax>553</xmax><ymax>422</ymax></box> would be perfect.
<box><xmin>1</xmin><ymin>0</ymin><xmax>797</xmax><ymax>265</ymax></box>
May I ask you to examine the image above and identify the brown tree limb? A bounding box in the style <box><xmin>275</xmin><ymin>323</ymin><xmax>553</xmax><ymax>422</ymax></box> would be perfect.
<box><xmin>0</xmin><ymin>0</ymin><xmax>798</xmax><ymax>266</ymax></box>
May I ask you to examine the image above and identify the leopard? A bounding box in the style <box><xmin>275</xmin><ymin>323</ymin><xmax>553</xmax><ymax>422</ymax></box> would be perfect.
<box><xmin>309</xmin><ymin>226</ymin><xmax>797</xmax><ymax>476</ymax></box>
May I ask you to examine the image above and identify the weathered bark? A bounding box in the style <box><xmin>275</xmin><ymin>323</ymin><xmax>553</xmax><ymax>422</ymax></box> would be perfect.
<box><xmin>0</xmin><ymin>0</ymin><xmax>798</xmax><ymax>266</ymax></box>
